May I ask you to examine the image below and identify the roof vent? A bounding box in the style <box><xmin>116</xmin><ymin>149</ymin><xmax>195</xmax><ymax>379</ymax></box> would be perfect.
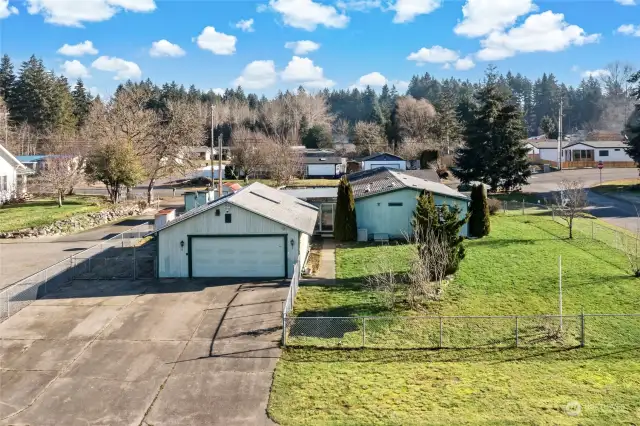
<box><xmin>319</xmin><ymin>158</ymin><xmax>326</xmax><ymax>161</ymax></box>
<box><xmin>365</xmin><ymin>184</ymin><xmax>371</xmax><ymax>193</ymax></box>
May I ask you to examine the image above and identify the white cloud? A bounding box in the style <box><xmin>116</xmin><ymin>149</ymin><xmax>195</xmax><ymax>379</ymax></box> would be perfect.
<box><xmin>391</xmin><ymin>0</ymin><xmax>441</xmax><ymax>23</ymax></box>
<box><xmin>26</xmin><ymin>0</ymin><xmax>155</xmax><ymax>27</ymax></box>
<box><xmin>212</xmin><ymin>88</ymin><xmax>225</xmax><ymax>95</ymax></box>
<box><xmin>407</xmin><ymin>46</ymin><xmax>459</xmax><ymax>64</ymax></box>
<box><xmin>454</xmin><ymin>0</ymin><xmax>537</xmax><ymax>37</ymax></box>
<box><xmin>442</xmin><ymin>63</ymin><xmax>451</xmax><ymax>70</ymax></box>
<box><xmin>61</xmin><ymin>60</ymin><xmax>90</xmax><ymax>79</ymax></box>
<box><xmin>571</xmin><ymin>65</ymin><xmax>580</xmax><ymax>72</ymax></box>
<box><xmin>336</xmin><ymin>0</ymin><xmax>381</xmax><ymax>11</ymax></box>
<box><xmin>88</xmin><ymin>86</ymin><xmax>101</xmax><ymax>97</ymax></box>
<box><xmin>285</xmin><ymin>40</ymin><xmax>321</xmax><ymax>55</ymax></box>
<box><xmin>476</xmin><ymin>11</ymin><xmax>600</xmax><ymax>61</ymax></box>
<box><xmin>149</xmin><ymin>40</ymin><xmax>186</xmax><ymax>57</ymax></box>
<box><xmin>57</xmin><ymin>40</ymin><xmax>98</xmax><ymax>56</ymax></box>
<box><xmin>268</xmin><ymin>0</ymin><xmax>349</xmax><ymax>31</ymax></box>
<box><xmin>582</xmin><ymin>69</ymin><xmax>611</xmax><ymax>78</ymax></box>
<box><xmin>91</xmin><ymin>56</ymin><xmax>142</xmax><ymax>80</ymax></box>
<box><xmin>194</xmin><ymin>26</ymin><xmax>237</xmax><ymax>55</ymax></box>
<box><xmin>281</xmin><ymin>56</ymin><xmax>335</xmax><ymax>88</ymax></box>
<box><xmin>235</xmin><ymin>18</ymin><xmax>254</xmax><ymax>32</ymax></box>
<box><xmin>392</xmin><ymin>80</ymin><xmax>409</xmax><ymax>91</ymax></box>
<box><xmin>615</xmin><ymin>0</ymin><xmax>636</xmax><ymax>5</ymax></box>
<box><xmin>357</xmin><ymin>72</ymin><xmax>387</xmax><ymax>87</ymax></box>
<box><xmin>617</xmin><ymin>24</ymin><xmax>640</xmax><ymax>36</ymax></box>
<box><xmin>454</xmin><ymin>56</ymin><xmax>475</xmax><ymax>70</ymax></box>
<box><xmin>234</xmin><ymin>60</ymin><xmax>277</xmax><ymax>89</ymax></box>
<box><xmin>0</xmin><ymin>0</ymin><xmax>19</xmax><ymax>19</ymax></box>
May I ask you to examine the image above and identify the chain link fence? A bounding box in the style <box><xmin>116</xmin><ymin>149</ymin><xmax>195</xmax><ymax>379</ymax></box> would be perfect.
<box><xmin>0</xmin><ymin>222</ymin><xmax>155</xmax><ymax>321</ymax></box>
<box><xmin>282</xmin><ymin>313</ymin><xmax>640</xmax><ymax>349</ymax></box>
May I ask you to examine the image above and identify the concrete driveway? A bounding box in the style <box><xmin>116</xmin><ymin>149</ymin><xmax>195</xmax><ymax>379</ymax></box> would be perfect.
<box><xmin>0</xmin><ymin>217</ymin><xmax>151</xmax><ymax>290</ymax></box>
<box><xmin>0</xmin><ymin>278</ymin><xmax>285</xmax><ymax>425</ymax></box>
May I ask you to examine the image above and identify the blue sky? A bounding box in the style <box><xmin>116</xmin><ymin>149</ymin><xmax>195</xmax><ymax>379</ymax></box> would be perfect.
<box><xmin>1</xmin><ymin>0</ymin><xmax>639</xmax><ymax>98</ymax></box>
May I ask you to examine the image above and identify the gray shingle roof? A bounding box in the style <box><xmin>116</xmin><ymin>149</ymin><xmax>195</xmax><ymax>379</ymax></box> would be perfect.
<box><xmin>348</xmin><ymin>167</ymin><xmax>468</xmax><ymax>200</ymax></box>
<box><xmin>361</xmin><ymin>152</ymin><xmax>405</xmax><ymax>161</ymax></box>
<box><xmin>565</xmin><ymin>140</ymin><xmax>628</xmax><ymax>149</ymax></box>
<box><xmin>303</xmin><ymin>156</ymin><xmax>344</xmax><ymax>164</ymax></box>
<box><xmin>156</xmin><ymin>182</ymin><xmax>319</xmax><ymax>235</ymax></box>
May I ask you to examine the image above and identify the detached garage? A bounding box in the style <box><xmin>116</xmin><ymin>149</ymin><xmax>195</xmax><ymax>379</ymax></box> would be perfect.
<box><xmin>155</xmin><ymin>182</ymin><xmax>318</xmax><ymax>279</ymax></box>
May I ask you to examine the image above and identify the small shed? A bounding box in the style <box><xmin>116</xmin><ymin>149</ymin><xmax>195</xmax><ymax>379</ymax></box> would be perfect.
<box><xmin>361</xmin><ymin>153</ymin><xmax>407</xmax><ymax>171</ymax></box>
<box><xmin>183</xmin><ymin>190</ymin><xmax>216</xmax><ymax>212</ymax></box>
<box><xmin>155</xmin><ymin>182</ymin><xmax>318</xmax><ymax>279</ymax></box>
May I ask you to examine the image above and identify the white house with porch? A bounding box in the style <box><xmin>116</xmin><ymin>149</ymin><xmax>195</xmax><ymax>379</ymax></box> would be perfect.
<box><xmin>0</xmin><ymin>143</ymin><xmax>31</xmax><ymax>204</ymax></box>
<box><xmin>561</xmin><ymin>141</ymin><xmax>634</xmax><ymax>165</ymax></box>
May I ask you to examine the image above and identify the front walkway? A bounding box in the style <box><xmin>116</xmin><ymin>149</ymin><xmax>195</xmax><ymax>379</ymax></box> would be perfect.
<box><xmin>306</xmin><ymin>238</ymin><xmax>336</xmax><ymax>285</ymax></box>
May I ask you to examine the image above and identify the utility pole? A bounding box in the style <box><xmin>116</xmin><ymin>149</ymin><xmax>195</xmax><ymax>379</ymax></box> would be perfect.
<box><xmin>214</xmin><ymin>104</ymin><xmax>215</xmax><ymax>190</ymax></box>
<box><xmin>557</xmin><ymin>98</ymin><xmax>563</xmax><ymax>170</ymax></box>
<box><xmin>218</xmin><ymin>134</ymin><xmax>223</xmax><ymax>198</ymax></box>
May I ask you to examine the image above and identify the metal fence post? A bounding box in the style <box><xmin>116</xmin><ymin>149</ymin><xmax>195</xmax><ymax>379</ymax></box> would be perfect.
<box><xmin>362</xmin><ymin>317</ymin><xmax>366</xmax><ymax>348</ymax></box>
<box><xmin>439</xmin><ymin>317</ymin><xmax>443</xmax><ymax>348</ymax></box>
<box><xmin>282</xmin><ymin>303</ymin><xmax>286</xmax><ymax>347</ymax></box>
<box><xmin>515</xmin><ymin>316</ymin><xmax>519</xmax><ymax>348</ymax></box>
<box><xmin>581</xmin><ymin>309</ymin><xmax>585</xmax><ymax>347</ymax></box>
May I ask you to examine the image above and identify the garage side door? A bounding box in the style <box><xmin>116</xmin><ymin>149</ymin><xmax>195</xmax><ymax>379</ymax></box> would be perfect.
<box><xmin>191</xmin><ymin>236</ymin><xmax>286</xmax><ymax>278</ymax></box>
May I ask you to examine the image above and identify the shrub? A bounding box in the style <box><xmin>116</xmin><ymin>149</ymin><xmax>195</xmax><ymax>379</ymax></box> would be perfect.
<box><xmin>469</xmin><ymin>184</ymin><xmax>491</xmax><ymax>237</ymax></box>
<box><xmin>487</xmin><ymin>198</ymin><xmax>501</xmax><ymax>216</ymax></box>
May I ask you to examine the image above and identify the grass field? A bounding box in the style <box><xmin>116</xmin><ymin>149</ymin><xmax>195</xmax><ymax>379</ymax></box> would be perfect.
<box><xmin>269</xmin><ymin>214</ymin><xmax>640</xmax><ymax>425</ymax></box>
<box><xmin>592</xmin><ymin>178</ymin><xmax>640</xmax><ymax>194</ymax></box>
<box><xmin>0</xmin><ymin>196</ymin><xmax>105</xmax><ymax>232</ymax></box>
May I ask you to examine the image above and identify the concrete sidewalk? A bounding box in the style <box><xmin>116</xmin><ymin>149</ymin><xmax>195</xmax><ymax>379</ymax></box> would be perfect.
<box><xmin>306</xmin><ymin>238</ymin><xmax>336</xmax><ymax>285</ymax></box>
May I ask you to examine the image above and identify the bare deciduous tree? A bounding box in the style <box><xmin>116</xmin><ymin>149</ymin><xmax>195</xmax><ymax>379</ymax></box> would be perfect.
<box><xmin>554</xmin><ymin>179</ymin><xmax>588</xmax><ymax>239</ymax></box>
<box><xmin>39</xmin><ymin>156</ymin><xmax>84</xmax><ymax>207</ymax></box>
<box><xmin>263</xmin><ymin>140</ymin><xmax>303</xmax><ymax>186</ymax></box>
<box><xmin>396</xmin><ymin>137</ymin><xmax>426</xmax><ymax>161</ymax></box>
<box><xmin>395</xmin><ymin>96</ymin><xmax>438</xmax><ymax>148</ymax></box>
<box><xmin>230</xmin><ymin>127</ymin><xmax>268</xmax><ymax>182</ymax></box>
<box><xmin>352</xmin><ymin>121</ymin><xmax>387</xmax><ymax>155</ymax></box>
<box><xmin>139</xmin><ymin>99</ymin><xmax>205</xmax><ymax>203</ymax></box>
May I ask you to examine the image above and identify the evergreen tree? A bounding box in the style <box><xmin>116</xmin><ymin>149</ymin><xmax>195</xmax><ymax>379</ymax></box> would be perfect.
<box><xmin>50</xmin><ymin>75</ymin><xmax>77</xmax><ymax>133</ymax></box>
<box><xmin>454</xmin><ymin>68</ymin><xmax>531</xmax><ymax>192</ymax></box>
<box><xmin>334</xmin><ymin>176</ymin><xmax>357</xmax><ymax>241</ymax></box>
<box><xmin>12</xmin><ymin>55</ymin><xmax>56</xmax><ymax>130</ymax></box>
<box><xmin>0</xmin><ymin>54</ymin><xmax>16</xmax><ymax>112</ymax></box>
<box><xmin>435</xmin><ymin>88</ymin><xmax>463</xmax><ymax>154</ymax></box>
<box><xmin>412</xmin><ymin>191</ymin><xmax>468</xmax><ymax>275</ymax></box>
<box><xmin>623</xmin><ymin>71</ymin><xmax>640</xmax><ymax>165</ymax></box>
<box><xmin>539</xmin><ymin>115</ymin><xmax>556</xmax><ymax>138</ymax></box>
<box><xmin>72</xmin><ymin>79</ymin><xmax>92</xmax><ymax>129</ymax></box>
<box><xmin>468</xmin><ymin>184</ymin><xmax>490</xmax><ymax>238</ymax></box>
<box><xmin>302</xmin><ymin>125</ymin><xmax>332</xmax><ymax>149</ymax></box>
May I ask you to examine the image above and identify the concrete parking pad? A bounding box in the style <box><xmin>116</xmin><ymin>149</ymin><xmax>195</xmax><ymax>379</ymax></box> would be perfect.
<box><xmin>0</xmin><ymin>278</ymin><xmax>287</xmax><ymax>426</ymax></box>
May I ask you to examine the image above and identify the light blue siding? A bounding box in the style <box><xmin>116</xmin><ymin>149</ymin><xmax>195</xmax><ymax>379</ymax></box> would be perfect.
<box><xmin>355</xmin><ymin>188</ymin><xmax>468</xmax><ymax>239</ymax></box>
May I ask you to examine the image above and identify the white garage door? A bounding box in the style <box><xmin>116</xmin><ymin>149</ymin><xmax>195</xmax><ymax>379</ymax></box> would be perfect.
<box><xmin>191</xmin><ymin>236</ymin><xmax>286</xmax><ymax>278</ymax></box>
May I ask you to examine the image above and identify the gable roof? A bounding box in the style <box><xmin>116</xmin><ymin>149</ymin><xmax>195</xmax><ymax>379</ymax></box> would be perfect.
<box><xmin>348</xmin><ymin>167</ymin><xmax>468</xmax><ymax>201</ymax></box>
<box><xmin>156</xmin><ymin>182</ymin><xmax>319</xmax><ymax>235</ymax></box>
<box><xmin>361</xmin><ymin>152</ymin><xmax>405</xmax><ymax>162</ymax></box>
<box><xmin>525</xmin><ymin>140</ymin><xmax>569</xmax><ymax>149</ymax></box>
<box><xmin>0</xmin><ymin>143</ymin><xmax>27</xmax><ymax>169</ymax></box>
<box><xmin>565</xmin><ymin>140</ymin><xmax>628</xmax><ymax>149</ymax></box>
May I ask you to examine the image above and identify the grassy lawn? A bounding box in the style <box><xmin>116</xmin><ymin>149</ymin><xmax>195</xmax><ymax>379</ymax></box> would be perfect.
<box><xmin>269</xmin><ymin>214</ymin><xmax>640</xmax><ymax>425</ymax></box>
<box><xmin>592</xmin><ymin>178</ymin><xmax>640</xmax><ymax>194</ymax></box>
<box><xmin>0</xmin><ymin>196</ymin><xmax>106</xmax><ymax>232</ymax></box>
<box><xmin>489</xmin><ymin>192</ymin><xmax>546</xmax><ymax>204</ymax></box>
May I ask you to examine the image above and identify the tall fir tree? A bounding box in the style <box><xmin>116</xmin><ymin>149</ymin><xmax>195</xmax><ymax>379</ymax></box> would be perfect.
<box><xmin>334</xmin><ymin>176</ymin><xmax>357</xmax><ymax>242</ymax></box>
<box><xmin>51</xmin><ymin>76</ymin><xmax>77</xmax><ymax>134</ymax></box>
<box><xmin>12</xmin><ymin>55</ymin><xmax>56</xmax><ymax>131</ymax></box>
<box><xmin>0</xmin><ymin>54</ymin><xmax>16</xmax><ymax>113</ymax></box>
<box><xmin>623</xmin><ymin>71</ymin><xmax>640</xmax><ymax>165</ymax></box>
<box><xmin>435</xmin><ymin>88</ymin><xmax>463</xmax><ymax>154</ymax></box>
<box><xmin>468</xmin><ymin>184</ymin><xmax>490</xmax><ymax>238</ymax></box>
<box><xmin>71</xmin><ymin>79</ymin><xmax>92</xmax><ymax>129</ymax></box>
<box><xmin>454</xmin><ymin>68</ymin><xmax>531</xmax><ymax>192</ymax></box>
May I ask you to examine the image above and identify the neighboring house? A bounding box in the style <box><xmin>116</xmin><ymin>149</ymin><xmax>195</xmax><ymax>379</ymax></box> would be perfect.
<box><xmin>348</xmin><ymin>167</ymin><xmax>469</xmax><ymax>240</ymax></box>
<box><xmin>179</xmin><ymin>146</ymin><xmax>214</xmax><ymax>162</ymax></box>
<box><xmin>524</xmin><ymin>140</ymin><xmax>568</xmax><ymax>163</ymax></box>
<box><xmin>279</xmin><ymin>187</ymin><xmax>338</xmax><ymax>235</ymax></box>
<box><xmin>183</xmin><ymin>183</ymin><xmax>243</xmax><ymax>212</ymax></box>
<box><xmin>155</xmin><ymin>182</ymin><xmax>318</xmax><ymax>279</ymax></box>
<box><xmin>303</xmin><ymin>156</ymin><xmax>346</xmax><ymax>178</ymax></box>
<box><xmin>1</xmin><ymin>144</ymin><xmax>30</xmax><ymax>204</ymax></box>
<box><xmin>561</xmin><ymin>141</ymin><xmax>634</xmax><ymax>167</ymax></box>
<box><xmin>16</xmin><ymin>154</ymin><xmax>83</xmax><ymax>173</ymax></box>
<box><xmin>361</xmin><ymin>153</ymin><xmax>407</xmax><ymax>171</ymax></box>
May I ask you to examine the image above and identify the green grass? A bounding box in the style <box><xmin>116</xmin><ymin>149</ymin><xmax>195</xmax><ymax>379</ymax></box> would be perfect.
<box><xmin>489</xmin><ymin>192</ymin><xmax>546</xmax><ymax>204</ymax></box>
<box><xmin>0</xmin><ymin>196</ymin><xmax>106</xmax><ymax>232</ymax></box>
<box><xmin>269</xmin><ymin>214</ymin><xmax>640</xmax><ymax>425</ymax></box>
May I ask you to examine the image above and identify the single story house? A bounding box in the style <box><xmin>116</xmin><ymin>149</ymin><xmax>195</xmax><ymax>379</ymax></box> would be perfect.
<box><xmin>1</xmin><ymin>144</ymin><xmax>31</xmax><ymax>204</ymax></box>
<box><xmin>155</xmin><ymin>182</ymin><xmax>318</xmax><ymax>279</ymax></box>
<box><xmin>361</xmin><ymin>153</ymin><xmax>407</xmax><ymax>171</ymax></box>
<box><xmin>179</xmin><ymin>146</ymin><xmax>214</xmax><ymax>162</ymax></box>
<box><xmin>279</xmin><ymin>187</ymin><xmax>338</xmax><ymax>234</ymax></box>
<box><xmin>348</xmin><ymin>167</ymin><xmax>469</xmax><ymax>239</ymax></box>
<box><xmin>561</xmin><ymin>141</ymin><xmax>634</xmax><ymax>166</ymax></box>
<box><xmin>523</xmin><ymin>140</ymin><xmax>568</xmax><ymax>163</ymax></box>
<box><xmin>303</xmin><ymin>156</ymin><xmax>346</xmax><ymax>178</ymax></box>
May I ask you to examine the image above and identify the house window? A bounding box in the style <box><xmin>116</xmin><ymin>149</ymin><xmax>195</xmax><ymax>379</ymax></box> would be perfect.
<box><xmin>0</xmin><ymin>176</ymin><xmax>6</xmax><ymax>191</ymax></box>
<box><xmin>225</xmin><ymin>213</ymin><xmax>232</xmax><ymax>223</ymax></box>
<box><xmin>572</xmin><ymin>150</ymin><xmax>594</xmax><ymax>161</ymax></box>
<box><xmin>388</xmin><ymin>202</ymin><xmax>403</xmax><ymax>207</ymax></box>
<box><xmin>599</xmin><ymin>150</ymin><xmax>609</xmax><ymax>157</ymax></box>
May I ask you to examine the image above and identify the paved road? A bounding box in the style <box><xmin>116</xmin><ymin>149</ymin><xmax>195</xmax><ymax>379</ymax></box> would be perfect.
<box><xmin>0</xmin><ymin>278</ymin><xmax>284</xmax><ymax>426</ymax></box>
<box><xmin>526</xmin><ymin>168</ymin><xmax>640</xmax><ymax>231</ymax></box>
<box><xmin>0</xmin><ymin>217</ymin><xmax>152</xmax><ymax>290</ymax></box>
